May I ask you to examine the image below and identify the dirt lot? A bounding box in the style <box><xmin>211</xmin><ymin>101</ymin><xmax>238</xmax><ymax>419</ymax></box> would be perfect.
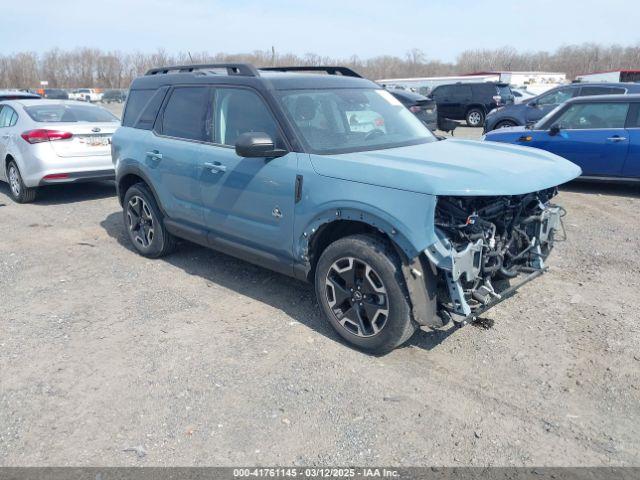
<box><xmin>1</xmin><ymin>113</ymin><xmax>639</xmax><ymax>466</ymax></box>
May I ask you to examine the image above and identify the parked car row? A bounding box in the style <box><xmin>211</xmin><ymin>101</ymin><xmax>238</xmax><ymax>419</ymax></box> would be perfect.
<box><xmin>484</xmin><ymin>82</ymin><xmax>640</xmax><ymax>131</ymax></box>
<box><xmin>0</xmin><ymin>63</ymin><xmax>580</xmax><ymax>354</ymax></box>
<box><xmin>483</xmin><ymin>94</ymin><xmax>640</xmax><ymax>180</ymax></box>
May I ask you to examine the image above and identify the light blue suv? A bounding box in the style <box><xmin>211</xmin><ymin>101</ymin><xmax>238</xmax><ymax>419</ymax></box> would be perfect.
<box><xmin>112</xmin><ymin>64</ymin><xmax>581</xmax><ymax>353</ymax></box>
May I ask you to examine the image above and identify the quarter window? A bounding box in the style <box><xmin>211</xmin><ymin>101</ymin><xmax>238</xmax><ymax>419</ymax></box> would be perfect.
<box><xmin>214</xmin><ymin>88</ymin><xmax>282</xmax><ymax>147</ymax></box>
<box><xmin>0</xmin><ymin>106</ymin><xmax>17</xmax><ymax>127</ymax></box>
<box><xmin>161</xmin><ymin>87</ymin><xmax>212</xmax><ymax>142</ymax></box>
<box><xmin>555</xmin><ymin>102</ymin><xmax>629</xmax><ymax>129</ymax></box>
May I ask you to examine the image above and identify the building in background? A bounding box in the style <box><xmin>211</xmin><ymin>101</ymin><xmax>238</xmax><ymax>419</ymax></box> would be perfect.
<box><xmin>377</xmin><ymin>74</ymin><xmax>500</xmax><ymax>95</ymax></box>
<box><xmin>378</xmin><ymin>71</ymin><xmax>566</xmax><ymax>96</ymax></box>
<box><xmin>575</xmin><ymin>70</ymin><xmax>640</xmax><ymax>83</ymax></box>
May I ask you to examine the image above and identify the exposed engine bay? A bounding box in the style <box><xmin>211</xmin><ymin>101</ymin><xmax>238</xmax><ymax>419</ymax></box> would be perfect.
<box><xmin>425</xmin><ymin>188</ymin><xmax>565</xmax><ymax>322</ymax></box>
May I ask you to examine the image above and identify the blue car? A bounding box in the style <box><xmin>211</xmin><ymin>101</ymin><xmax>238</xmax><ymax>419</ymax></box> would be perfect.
<box><xmin>484</xmin><ymin>82</ymin><xmax>640</xmax><ymax>132</ymax></box>
<box><xmin>483</xmin><ymin>94</ymin><xmax>640</xmax><ymax>180</ymax></box>
<box><xmin>112</xmin><ymin>64</ymin><xmax>580</xmax><ymax>353</ymax></box>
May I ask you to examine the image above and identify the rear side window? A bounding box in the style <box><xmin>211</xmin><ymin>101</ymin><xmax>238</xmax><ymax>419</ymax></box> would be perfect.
<box><xmin>160</xmin><ymin>87</ymin><xmax>211</xmax><ymax>142</ymax></box>
<box><xmin>122</xmin><ymin>89</ymin><xmax>154</xmax><ymax>127</ymax></box>
<box><xmin>24</xmin><ymin>104</ymin><xmax>118</xmax><ymax>123</ymax></box>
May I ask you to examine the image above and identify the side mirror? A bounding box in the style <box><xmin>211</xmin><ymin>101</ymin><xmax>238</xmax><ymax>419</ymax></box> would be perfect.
<box><xmin>548</xmin><ymin>124</ymin><xmax>561</xmax><ymax>136</ymax></box>
<box><xmin>528</xmin><ymin>101</ymin><xmax>538</xmax><ymax>108</ymax></box>
<box><xmin>235</xmin><ymin>132</ymin><xmax>287</xmax><ymax>158</ymax></box>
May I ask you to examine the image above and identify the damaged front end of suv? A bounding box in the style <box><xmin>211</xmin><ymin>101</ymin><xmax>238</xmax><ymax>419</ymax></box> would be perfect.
<box><xmin>425</xmin><ymin>187</ymin><xmax>565</xmax><ymax>325</ymax></box>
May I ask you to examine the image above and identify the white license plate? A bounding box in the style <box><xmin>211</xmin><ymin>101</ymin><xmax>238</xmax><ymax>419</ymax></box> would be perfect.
<box><xmin>79</xmin><ymin>136</ymin><xmax>111</xmax><ymax>146</ymax></box>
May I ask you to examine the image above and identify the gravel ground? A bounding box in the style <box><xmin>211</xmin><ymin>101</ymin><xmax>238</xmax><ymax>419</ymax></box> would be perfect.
<box><xmin>1</xmin><ymin>111</ymin><xmax>639</xmax><ymax>467</ymax></box>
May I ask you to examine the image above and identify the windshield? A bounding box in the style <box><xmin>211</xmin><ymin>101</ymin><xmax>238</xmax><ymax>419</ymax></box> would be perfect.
<box><xmin>25</xmin><ymin>104</ymin><xmax>119</xmax><ymax>123</ymax></box>
<box><xmin>277</xmin><ymin>88</ymin><xmax>436</xmax><ymax>154</ymax></box>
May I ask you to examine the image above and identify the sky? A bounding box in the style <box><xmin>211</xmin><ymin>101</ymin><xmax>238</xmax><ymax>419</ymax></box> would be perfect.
<box><xmin>2</xmin><ymin>0</ymin><xmax>638</xmax><ymax>61</ymax></box>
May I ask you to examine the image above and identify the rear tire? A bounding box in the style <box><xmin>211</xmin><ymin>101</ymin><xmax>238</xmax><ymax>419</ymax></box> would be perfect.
<box><xmin>466</xmin><ymin>108</ymin><xmax>485</xmax><ymax>127</ymax></box>
<box><xmin>6</xmin><ymin>161</ymin><xmax>36</xmax><ymax>203</ymax></box>
<box><xmin>123</xmin><ymin>183</ymin><xmax>175</xmax><ymax>258</ymax></box>
<box><xmin>314</xmin><ymin>234</ymin><xmax>416</xmax><ymax>354</ymax></box>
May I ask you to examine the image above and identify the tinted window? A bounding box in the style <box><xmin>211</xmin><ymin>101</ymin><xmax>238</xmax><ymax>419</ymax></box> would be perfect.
<box><xmin>555</xmin><ymin>102</ymin><xmax>629</xmax><ymax>129</ymax></box>
<box><xmin>24</xmin><ymin>104</ymin><xmax>118</xmax><ymax>123</ymax></box>
<box><xmin>450</xmin><ymin>85</ymin><xmax>472</xmax><ymax>100</ymax></box>
<box><xmin>215</xmin><ymin>88</ymin><xmax>281</xmax><ymax>147</ymax></box>
<box><xmin>135</xmin><ymin>87</ymin><xmax>167</xmax><ymax>130</ymax></box>
<box><xmin>537</xmin><ymin>87</ymin><xmax>575</xmax><ymax>106</ymax></box>
<box><xmin>432</xmin><ymin>86</ymin><xmax>450</xmax><ymax>100</ymax></box>
<box><xmin>161</xmin><ymin>87</ymin><xmax>211</xmax><ymax>142</ymax></box>
<box><xmin>580</xmin><ymin>86</ymin><xmax>626</xmax><ymax>96</ymax></box>
<box><xmin>122</xmin><ymin>89</ymin><xmax>154</xmax><ymax>127</ymax></box>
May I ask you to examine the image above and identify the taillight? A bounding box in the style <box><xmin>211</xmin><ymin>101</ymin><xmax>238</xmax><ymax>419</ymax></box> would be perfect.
<box><xmin>21</xmin><ymin>129</ymin><xmax>73</xmax><ymax>144</ymax></box>
<box><xmin>43</xmin><ymin>173</ymin><xmax>70</xmax><ymax>180</ymax></box>
<box><xmin>409</xmin><ymin>105</ymin><xmax>422</xmax><ymax>113</ymax></box>
<box><xmin>374</xmin><ymin>117</ymin><xmax>385</xmax><ymax>127</ymax></box>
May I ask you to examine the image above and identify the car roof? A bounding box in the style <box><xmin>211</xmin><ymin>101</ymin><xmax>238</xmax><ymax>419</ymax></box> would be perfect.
<box><xmin>6</xmin><ymin>99</ymin><xmax>105</xmax><ymax>107</ymax></box>
<box><xmin>567</xmin><ymin>93</ymin><xmax>640</xmax><ymax>103</ymax></box>
<box><xmin>388</xmin><ymin>89</ymin><xmax>429</xmax><ymax>102</ymax></box>
<box><xmin>130</xmin><ymin>67</ymin><xmax>377</xmax><ymax>91</ymax></box>
<box><xmin>0</xmin><ymin>90</ymin><xmax>41</xmax><ymax>100</ymax></box>
<box><xmin>570</xmin><ymin>82</ymin><xmax>640</xmax><ymax>88</ymax></box>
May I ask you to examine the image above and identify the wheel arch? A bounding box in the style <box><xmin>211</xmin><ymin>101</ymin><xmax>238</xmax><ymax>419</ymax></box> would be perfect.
<box><xmin>300</xmin><ymin>209</ymin><xmax>421</xmax><ymax>281</ymax></box>
<box><xmin>116</xmin><ymin>165</ymin><xmax>166</xmax><ymax>216</ymax></box>
<box><xmin>303</xmin><ymin>215</ymin><xmax>442</xmax><ymax>329</ymax></box>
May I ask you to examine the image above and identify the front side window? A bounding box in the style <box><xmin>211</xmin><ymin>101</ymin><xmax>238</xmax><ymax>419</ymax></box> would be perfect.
<box><xmin>536</xmin><ymin>87</ymin><xmax>575</xmax><ymax>106</ymax></box>
<box><xmin>214</xmin><ymin>88</ymin><xmax>283</xmax><ymax>147</ymax></box>
<box><xmin>554</xmin><ymin>102</ymin><xmax>629</xmax><ymax>130</ymax></box>
<box><xmin>278</xmin><ymin>88</ymin><xmax>435</xmax><ymax>154</ymax></box>
<box><xmin>24</xmin><ymin>104</ymin><xmax>118</xmax><ymax>123</ymax></box>
<box><xmin>160</xmin><ymin>87</ymin><xmax>211</xmax><ymax>142</ymax></box>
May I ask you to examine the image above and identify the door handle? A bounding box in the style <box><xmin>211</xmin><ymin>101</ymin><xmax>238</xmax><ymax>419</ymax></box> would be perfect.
<box><xmin>204</xmin><ymin>162</ymin><xmax>227</xmax><ymax>173</ymax></box>
<box><xmin>606</xmin><ymin>136</ymin><xmax>626</xmax><ymax>142</ymax></box>
<box><xmin>145</xmin><ymin>150</ymin><xmax>163</xmax><ymax>160</ymax></box>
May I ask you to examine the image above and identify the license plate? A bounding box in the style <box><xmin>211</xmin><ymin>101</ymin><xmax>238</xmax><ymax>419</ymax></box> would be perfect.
<box><xmin>79</xmin><ymin>136</ymin><xmax>111</xmax><ymax>146</ymax></box>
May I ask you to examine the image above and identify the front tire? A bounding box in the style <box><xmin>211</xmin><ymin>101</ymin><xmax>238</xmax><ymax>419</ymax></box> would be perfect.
<box><xmin>6</xmin><ymin>161</ymin><xmax>36</xmax><ymax>203</ymax></box>
<box><xmin>315</xmin><ymin>234</ymin><xmax>416</xmax><ymax>354</ymax></box>
<box><xmin>495</xmin><ymin>120</ymin><xmax>517</xmax><ymax>130</ymax></box>
<box><xmin>123</xmin><ymin>183</ymin><xmax>175</xmax><ymax>258</ymax></box>
<box><xmin>466</xmin><ymin>108</ymin><xmax>485</xmax><ymax>127</ymax></box>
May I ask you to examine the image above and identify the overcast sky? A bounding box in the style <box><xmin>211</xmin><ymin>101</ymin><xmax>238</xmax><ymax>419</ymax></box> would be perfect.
<box><xmin>3</xmin><ymin>0</ymin><xmax>638</xmax><ymax>60</ymax></box>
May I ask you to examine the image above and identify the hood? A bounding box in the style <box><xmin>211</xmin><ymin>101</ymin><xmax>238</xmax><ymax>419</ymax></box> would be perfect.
<box><xmin>308</xmin><ymin>139</ymin><xmax>581</xmax><ymax>196</ymax></box>
<box><xmin>488</xmin><ymin>102</ymin><xmax>528</xmax><ymax>117</ymax></box>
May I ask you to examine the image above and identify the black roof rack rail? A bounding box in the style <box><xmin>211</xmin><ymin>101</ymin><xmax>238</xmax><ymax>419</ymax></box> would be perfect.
<box><xmin>145</xmin><ymin>63</ymin><xmax>260</xmax><ymax>77</ymax></box>
<box><xmin>260</xmin><ymin>66</ymin><xmax>362</xmax><ymax>78</ymax></box>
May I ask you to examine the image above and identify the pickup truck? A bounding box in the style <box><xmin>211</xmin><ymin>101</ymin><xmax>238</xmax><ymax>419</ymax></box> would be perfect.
<box><xmin>69</xmin><ymin>88</ymin><xmax>103</xmax><ymax>102</ymax></box>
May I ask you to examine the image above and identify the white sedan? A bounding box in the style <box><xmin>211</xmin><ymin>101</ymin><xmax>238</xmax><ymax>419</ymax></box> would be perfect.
<box><xmin>0</xmin><ymin>99</ymin><xmax>118</xmax><ymax>203</ymax></box>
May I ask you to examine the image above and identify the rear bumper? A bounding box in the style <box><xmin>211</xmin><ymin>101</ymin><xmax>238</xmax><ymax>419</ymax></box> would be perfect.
<box><xmin>20</xmin><ymin>148</ymin><xmax>115</xmax><ymax>187</ymax></box>
<box><xmin>38</xmin><ymin>169</ymin><xmax>115</xmax><ymax>185</ymax></box>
